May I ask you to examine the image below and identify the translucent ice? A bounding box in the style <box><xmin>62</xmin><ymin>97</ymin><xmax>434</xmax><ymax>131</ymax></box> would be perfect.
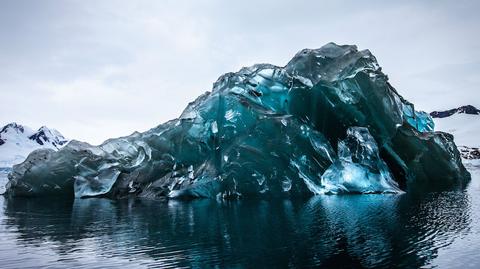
<box><xmin>321</xmin><ymin>127</ymin><xmax>402</xmax><ymax>194</ymax></box>
<box><xmin>403</xmin><ymin>104</ymin><xmax>435</xmax><ymax>132</ymax></box>
<box><xmin>5</xmin><ymin>43</ymin><xmax>470</xmax><ymax>199</ymax></box>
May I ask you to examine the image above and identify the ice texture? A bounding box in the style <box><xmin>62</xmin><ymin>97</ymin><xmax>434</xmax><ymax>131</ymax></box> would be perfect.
<box><xmin>5</xmin><ymin>43</ymin><xmax>470</xmax><ymax>199</ymax></box>
<box><xmin>321</xmin><ymin>127</ymin><xmax>401</xmax><ymax>194</ymax></box>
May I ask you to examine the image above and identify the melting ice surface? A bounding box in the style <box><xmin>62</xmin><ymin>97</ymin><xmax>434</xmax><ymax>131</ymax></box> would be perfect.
<box><xmin>5</xmin><ymin>43</ymin><xmax>470</xmax><ymax>199</ymax></box>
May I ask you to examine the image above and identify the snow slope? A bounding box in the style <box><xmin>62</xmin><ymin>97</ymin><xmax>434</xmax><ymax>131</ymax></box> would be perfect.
<box><xmin>433</xmin><ymin>107</ymin><xmax>480</xmax><ymax>171</ymax></box>
<box><xmin>0</xmin><ymin>123</ymin><xmax>68</xmax><ymax>168</ymax></box>
<box><xmin>434</xmin><ymin>113</ymin><xmax>480</xmax><ymax>147</ymax></box>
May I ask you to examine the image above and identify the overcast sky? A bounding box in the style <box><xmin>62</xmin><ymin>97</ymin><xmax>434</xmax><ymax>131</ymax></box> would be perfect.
<box><xmin>1</xmin><ymin>0</ymin><xmax>479</xmax><ymax>144</ymax></box>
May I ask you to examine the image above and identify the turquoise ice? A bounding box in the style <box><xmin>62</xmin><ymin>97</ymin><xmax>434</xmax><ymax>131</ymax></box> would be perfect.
<box><xmin>5</xmin><ymin>43</ymin><xmax>470</xmax><ymax>199</ymax></box>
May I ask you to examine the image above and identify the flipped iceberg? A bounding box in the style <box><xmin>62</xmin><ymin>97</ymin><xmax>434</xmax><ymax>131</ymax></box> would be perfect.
<box><xmin>5</xmin><ymin>43</ymin><xmax>470</xmax><ymax>199</ymax></box>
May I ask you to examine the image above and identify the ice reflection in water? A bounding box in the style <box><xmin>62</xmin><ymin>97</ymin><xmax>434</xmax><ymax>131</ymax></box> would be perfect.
<box><xmin>0</xmin><ymin>183</ymin><xmax>475</xmax><ymax>269</ymax></box>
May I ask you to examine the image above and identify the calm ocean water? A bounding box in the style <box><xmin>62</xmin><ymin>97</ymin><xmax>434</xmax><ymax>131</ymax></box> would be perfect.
<box><xmin>0</xmin><ymin>163</ymin><xmax>479</xmax><ymax>268</ymax></box>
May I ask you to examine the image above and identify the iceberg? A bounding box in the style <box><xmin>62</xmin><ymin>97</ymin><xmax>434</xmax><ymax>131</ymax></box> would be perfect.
<box><xmin>5</xmin><ymin>43</ymin><xmax>470</xmax><ymax>199</ymax></box>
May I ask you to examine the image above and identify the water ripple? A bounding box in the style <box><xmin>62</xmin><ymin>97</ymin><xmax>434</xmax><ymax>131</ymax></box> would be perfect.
<box><xmin>0</xmin><ymin>169</ymin><xmax>478</xmax><ymax>268</ymax></box>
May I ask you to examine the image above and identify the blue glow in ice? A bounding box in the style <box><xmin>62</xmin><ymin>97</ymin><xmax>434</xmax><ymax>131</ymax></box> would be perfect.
<box><xmin>5</xmin><ymin>43</ymin><xmax>469</xmax><ymax>199</ymax></box>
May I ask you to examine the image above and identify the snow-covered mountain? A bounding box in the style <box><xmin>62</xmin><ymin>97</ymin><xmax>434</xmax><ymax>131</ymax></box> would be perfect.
<box><xmin>0</xmin><ymin>123</ymin><xmax>68</xmax><ymax>167</ymax></box>
<box><xmin>431</xmin><ymin>105</ymin><xmax>480</xmax><ymax>118</ymax></box>
<box><xmin>432</xmin><ymin>105</ymin><xmax>480</xmax><ymax>160</ymax></box>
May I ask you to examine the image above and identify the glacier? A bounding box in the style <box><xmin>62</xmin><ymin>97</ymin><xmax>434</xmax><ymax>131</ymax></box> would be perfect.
<box><xmin>4</xmin><ymin>43</ymin><xmax>470</xmax><ymax>199</ymax></box>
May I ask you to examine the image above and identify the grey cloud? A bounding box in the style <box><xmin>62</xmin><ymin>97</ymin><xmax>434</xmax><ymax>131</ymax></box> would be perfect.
<box><xmin>0</xmin><ymin>0</ymin><xmax>479</xmax><ymax>144</ymax></box>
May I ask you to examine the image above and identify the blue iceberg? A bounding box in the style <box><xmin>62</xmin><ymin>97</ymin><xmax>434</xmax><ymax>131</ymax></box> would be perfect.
<box><xmin>5</xmin><ymin>43</ymin><xmax>470</xmax><ymax>199</ymax></box>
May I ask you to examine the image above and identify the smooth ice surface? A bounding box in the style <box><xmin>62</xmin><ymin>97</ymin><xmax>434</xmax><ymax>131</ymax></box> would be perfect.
<box><xmin>403</xmin><ymin>105</ymin><xmax>435</xmax><ymax>133</ymax></box>
<box><xmin>5</xmin><ymin>43</ymin><xmax>470</xmax><ymax>199</ymax></box>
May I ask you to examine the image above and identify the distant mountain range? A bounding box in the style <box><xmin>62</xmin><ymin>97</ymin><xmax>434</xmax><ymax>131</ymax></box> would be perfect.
<box><xmin>0</xmin><ymin>123</ymin><xmax>68</xmax><ymax>167</ymax></box>
<box><xmin>430</xmin><ymin>105</ymin><xmax>480</xmax><ymax>118</ymax></box>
